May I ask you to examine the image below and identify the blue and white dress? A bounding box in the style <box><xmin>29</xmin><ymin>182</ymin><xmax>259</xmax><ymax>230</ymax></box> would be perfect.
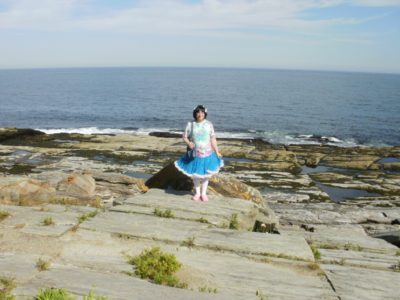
<box><xmin>175</xmin><ymin>120</ymin><xmax>223</xmax><ymax>178</ymax></box>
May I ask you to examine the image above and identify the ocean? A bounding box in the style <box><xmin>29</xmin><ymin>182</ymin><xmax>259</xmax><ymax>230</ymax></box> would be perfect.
<box><xmin>1</xmin><ymin>67</ymin><xmax>399</xmax><ymax>147</ymax></box>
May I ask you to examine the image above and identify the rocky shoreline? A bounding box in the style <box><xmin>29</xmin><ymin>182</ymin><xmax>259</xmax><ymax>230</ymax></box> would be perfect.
<box><xmin>1</xmin><ymin>127</ymin><xmax>399</xmax><ymax>299</ymax></box>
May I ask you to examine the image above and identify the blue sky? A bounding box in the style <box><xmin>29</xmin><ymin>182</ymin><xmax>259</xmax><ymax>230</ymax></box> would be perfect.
<box><xmin>0</xmin><ymin>0</ymin><xmax>399</xmax><ymax>73</ymax></box>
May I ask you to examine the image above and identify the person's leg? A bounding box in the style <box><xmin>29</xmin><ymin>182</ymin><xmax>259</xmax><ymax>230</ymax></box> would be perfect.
<box><xmin>192</xmin><ymin>177</ymin><xmax>201</xmax><ymax>201</ymax></box>
<box><xmin>201</xmin><ymin>178</ymin><xmax>209</xmax><ymax>201</ymax></box>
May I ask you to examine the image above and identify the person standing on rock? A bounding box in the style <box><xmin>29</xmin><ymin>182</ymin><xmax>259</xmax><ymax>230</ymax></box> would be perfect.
<box><xmin>175</xmin><ymin>105</ymin><xmax>223</xmax><ymax>201</ymax></box>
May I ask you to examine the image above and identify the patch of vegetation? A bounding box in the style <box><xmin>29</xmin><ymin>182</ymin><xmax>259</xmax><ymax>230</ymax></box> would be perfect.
<box><xmin>114</xmin><ymin>233</ymin><xmax>134</xmax><ymax>240</ymax></box>
<box><xmin>198</xmin><ymin>286</ymin><xmax>217</xmax><ymax>293</ymax></box>
<box><xmin>41</xmin><ymin>216</ymin><xmax>54</xmax><ymax>226</ymax></box>
<box><xmin>309</xmin><ymin>243</ymin><xmax>321</xmax><ymax>260</ymax></box>
<box><xmin>229</xmin><ymin>213</ymin><xmax>239</xmax><ymax>230</ymax></box>
<box><xmin>82</xmin><ymin>290</ymin><xmax>108</xmax><ymax>300</ymax></box>
<box><xmin>260</xmin><ymin>252</ymin><xmax>308</xmax><ymax>262</ymax></box>
<box><xmin>180</xmin><ymin>237</ymin><xmax>195</xmax><ymax>248</ymax></box>
<box><xmin>36</xmin><ymin>258</ymin><xmax>51</xmax><ymax>272</ymax></box>
<box><xmin>35</xmin><ymin>288</ymin><xmax>75</xmax><ymax>300</ymax></box>
<box><xmin>0</xmin><ymin>276</ymin><xmax>16</xmax><ymax>300</ymax></box>
<box><xmin>307</xmin><ymin>262</ymin><xmax>320</xmax><ymax>271</ymax></box>
<box><xmin>395</xmin><ymin>250</ymin><xmax>400</xmax><ymax>256</ymax></box>
<box><xmin>77</xmin><ymin>210</ymin><xmax>98</xmax><ymax>224</ymax></box>
<box><xmin>127</xmin><ymin>247</ymin><xmax>184</xmax><ymax>287</ymax></box>
<box><xmin>153</xmin><ymin>208</ymin><xmax>174</xmax><ymax>218</ymax></box>
<box><xmin>256</xmin><ymin>289</ymin><xmax>268</xmax><ymax>300</ymax></box>
<box><xmin>0</xmin><ymin>210</ymin><xmax>10</xmax><ymax>222</ymax></box>
<box><xmin>94</xmin><ymin>196</ymin><xmax>102</xmax><ymax>208</ymax></box>
<box><xmin>343</xmin><ymin>242</ymin><xmax>363</xmax><ymax>251</ymax></box>
<box><xmin>314</xmin><ymin>242</ymin><xmax>340</xmax><ymax>250</ymax></box>
<box><xmin>0</xmin><ymin>164</ymin><xmax>35</xmax><ymax>175</ymax></box>
<box><xmin>332</xmin><ymin>258</ymin><xmax>346</xmax><ymax>266</ymax></box>
<box><xmin>390</xmin><ymin>261</ymin><xmax>400</xmax><ymax>272</ymax></box>
<box><xmin>197</xmin><ymin>217</ymin><xmax>209</xmax><ymax>224</ymax></box>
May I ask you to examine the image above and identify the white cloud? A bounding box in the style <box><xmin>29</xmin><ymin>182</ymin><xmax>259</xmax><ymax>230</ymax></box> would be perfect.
<box><xmin>0</xmin><ymin>0</ymin><xmax>397</xmax><ymax>34</ymax></box>
<box><xmin>351</xmin><ymin>0</ymin><xmax>400</xmax><ymax>6</ymax></box>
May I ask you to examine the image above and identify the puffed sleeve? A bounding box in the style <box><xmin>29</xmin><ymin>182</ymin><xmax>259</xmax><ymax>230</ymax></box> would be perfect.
<box><xmin>183</xmin><ymin>122</ymin><xmax>191</xmax><ymax>138</ymax></box>
<box><xmin>209</xmin><ymin>122</ymin><xmax>216</xmax><ymax>137</ymax></box>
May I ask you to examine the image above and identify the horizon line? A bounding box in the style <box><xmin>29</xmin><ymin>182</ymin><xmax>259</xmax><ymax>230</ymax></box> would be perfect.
<box><xmin>0</xmin><ymin>65</ymin><xmax>399</xmax><ymax>76</ymax></box>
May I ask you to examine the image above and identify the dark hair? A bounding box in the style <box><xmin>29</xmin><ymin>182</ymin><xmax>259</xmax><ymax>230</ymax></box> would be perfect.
<box><xmin>193</xmin><ymin>105</ymin><xmax>208</xmax><ymax>120</ymax></box>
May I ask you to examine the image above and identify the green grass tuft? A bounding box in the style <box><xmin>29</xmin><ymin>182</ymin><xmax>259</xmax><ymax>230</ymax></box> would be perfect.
<box><xmin>128</xmin><ymin>247</ymin><xmax>183</xmax><ymax>287</ymax></box>
<box><xmin>82</xmin><ymin>290</ymin><xmax>108</xmax><ymax>300</ymax></box>
<box><xmin>77</xmin><ymin>211</ymin><xmax>98</xmax><ymax>224</ymax></box>
<box><xmin>198</xmin><ymin>286</ymin><xmax>217</xmax><ymax>293</ymax></box>
<box><xmin>153</xmin><ymin>208</ymin><xmax>174</xmax><ymax>218</ymax></box>
<box><xmin>197</xmin><ymin>217</ymin><xmax>209</xmax><ymax>224</ymax></box>
<box><xmin>36</xmin><ymin>258</ymin><xmax>51</xmax><ymax>272</ymax></box>
<box><xmin>0</xmin><ymin>276</ymin><xmax>16</xmax><ymax>300</ymax></box>
<box><xmin>180</xmin><ymin>237</ymin><xmax>195</xmax><ymax>248</ymax></box>
<box><xmin>0</xmin><ymin>210</ymin><xmax>10</xmax><ymax>222</ymax></box>
<box><xmin>309</xmin><ymin>243</ymin><xmax>321</xmax><ymax>260</ymax></box>
<box><xmin>343</xmin><ymin>242</ymin><xmax>363</xmax><ymax>251</ymax></box>
<box><xmin>390</xmin><ymin>261</ymin><xmax>400</xmax><ymax>272</ymax></box>
<box><xmin>35</xmin><ymin>288</ymin><xmax>75</xmax><ymax>300</ymax></box>
<box><xmin>41</xmin><ymin>216</ymin><xmax>54</xmax><ymax>226</ymax></box>
<box><xmin>256</xmin><ymin>289</ymin><xmax>268</xmax><ymax>300</ymax></box>
<box><xmin>229</xmin><ymin>213</ymin><xmax>239</xmax><ymax>230</ymax></box>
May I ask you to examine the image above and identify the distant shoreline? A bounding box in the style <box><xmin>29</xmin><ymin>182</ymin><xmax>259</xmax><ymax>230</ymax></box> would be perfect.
<box><xmin>1</xmin><ymin>127</ymin><xmax>399</xmax><ymax>149</ymax></box>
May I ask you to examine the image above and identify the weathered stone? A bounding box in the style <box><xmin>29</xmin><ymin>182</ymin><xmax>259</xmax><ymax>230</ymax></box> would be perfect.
<box><xmin>0</xmin><ymin>179</ymin><xmax>56</xmax><ymax>205</ymax></box>
<box><xmin>321</xmin><ymin>154</ymin><xmax>380</xmax><ymax>170</ymax></box>
<box><xmin>81</xmin><ymin>212</ymin><xmax>313</xmax><ymax>261</ymax></box>
<box><xmin>57</xmin><ymin>172</ymin><xmax>96</xmax><ymax>199</ymax></box>
<box><xmin>0</xmin><ymin>128</ymin><xmax>45</xmax><ymax>143</ymax></box>
<box><xmin>208</xmin><ymin>175</ymin><xmax>264</xmax><ymax>204</ymax></box>
<box><xmin>145</xmin><ymin>162</ymin><xmax>193</xmax><ymax>190</ymax></box>
<box><xmin>145</xmin><ymin>162</ymin><xmax>264</xmax><ymax>204</ymax></box>
<box><xmin>111</xmin><ymin>188</ymin><xmax>277</xmax><ymax>231</ymax></box>
<box><xmin>321</xmin><ymin>264</ymin><xmax>400</xmax><ymax>300</ymax></box>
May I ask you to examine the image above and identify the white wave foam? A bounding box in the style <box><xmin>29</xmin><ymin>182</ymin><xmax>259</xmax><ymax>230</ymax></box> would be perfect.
<box><xmin>35</xmin><ymin>127</ymin><xmax>365</xmax><ymax>147</ymax></box>
<box><xmin>36</xmin><ymin>127</ymin><xmax>138</xmax><ymax>135</ymax></box>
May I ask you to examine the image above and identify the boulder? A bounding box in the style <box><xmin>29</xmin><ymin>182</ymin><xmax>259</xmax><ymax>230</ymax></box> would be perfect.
<box><xmin>0</xmin><ymin>178</ymin><xmax>56</xmax><ymax>205</ymax></box>
<box><xmin>145</xmin><ymin>162</ymin><xmax>193</xmax><ymax>190</ymax></box>
<box><xmin>145</xmin><ymin>162</ymin><xmax>264</xmax><ymax>204</ymax></box>
<box><xmin>208</xmin><ymin>175</ymin><xmax>264</xmax><ymax>204</ymax></box>
<box><xmin>57</xmin><ymin>172</ymin><xmax>96</xmax><ymax>199</ymax></box>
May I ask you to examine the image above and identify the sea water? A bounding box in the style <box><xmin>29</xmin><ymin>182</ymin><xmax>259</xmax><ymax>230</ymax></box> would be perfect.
<box><xmin>1</xmin><ymin>67</ymin><xmax>399</xmax><ymax>147</ymax></box>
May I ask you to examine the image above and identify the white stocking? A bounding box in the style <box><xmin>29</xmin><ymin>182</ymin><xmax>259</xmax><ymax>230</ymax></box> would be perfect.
<box><xmin>193</xmin><ymin>177</ymin><xmax>201</xmax><ymax>195</ymax></box>
<box><xmin>201</xmin><ymin>179</ymin><xmax>209</xmax><ymax>196</ymax></box>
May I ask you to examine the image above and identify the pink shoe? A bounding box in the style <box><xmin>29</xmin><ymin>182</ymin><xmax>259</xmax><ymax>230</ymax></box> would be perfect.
<box><xmin>191</xmin><ymin>194</ymin><xmax>201</xmax><ymax>201</ymax></box>
<box><xmin>201</xmin><ymin>195</ymin><xmax>209</xmax><ymax>202</ymax></box>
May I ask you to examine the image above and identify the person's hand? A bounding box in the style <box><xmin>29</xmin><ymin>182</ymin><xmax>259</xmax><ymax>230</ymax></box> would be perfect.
<box><xmin>216</xmin><ymin>151</ymin><xmax>223</xmax><ymax>158</ymax></box>
<box><xmin>188</xmin><ymin>142</ymin><xmax>195</xmax><ymax>149</ymax></box>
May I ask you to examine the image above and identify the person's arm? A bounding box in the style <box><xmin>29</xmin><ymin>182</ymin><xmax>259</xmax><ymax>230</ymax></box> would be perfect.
<box><xmin>183</xmin><ymin>135</ymin><xmax>195</xmax><ymax>149</ymax></box>
<box><xmin>210</xmin><ymin>122</ymin><xmax>222</xmax><ymax>158</ymax></box>
<box><xmin>211</xmin><ymin>136</ymin><xmax>222</xmax><ymax>158</ymax></box>
<box><xmin>183</xmin><ymin>122</ymin><xmax>195</xmax><ymax>149</ymax></box>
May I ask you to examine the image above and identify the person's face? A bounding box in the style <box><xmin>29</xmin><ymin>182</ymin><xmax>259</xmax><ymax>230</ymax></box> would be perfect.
<box><xmin>196</xmin><ymin>110</ymin><xmax>205</xmax><ymax>121</ymax></box>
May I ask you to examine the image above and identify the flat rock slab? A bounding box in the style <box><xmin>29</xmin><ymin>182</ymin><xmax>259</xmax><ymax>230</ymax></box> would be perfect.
<box><xmin>0</xmin><ymin>252</ymin><xmax>40</xmax><ymax>281</ymax></box>
<box><xmin>56</xmin><ymin>230</ymin><xmax>335</xmax><ymax>300</ymax></box>
<box><xmin>322</xmin><ymin>264</ymin><xmax>400</xmax><ymax>300</ymax></box>
<box><xmin>0</xmin><ymin>204</ymin><xmax>96</xmax><ymax>237</ymax></box>
<box><xmin>319</xmin><ymin>249</ymin><xmax>400</xmax><ymax>270</ymax></box>
<box><xmin>174</xmin><ymin>247</ymin><xmax>335</xmax><ymax>300</ymax></box>
<box><xmin>295</xmin><ymin>224</ymin><xmax>398</xmax><ymax>254</ymax></box>
<box><xmin>13</xmin><ymin>263</ymin><xmax>230</xmax><ymax>300</ymax></box>
<box><xmin>111</xmin><ymin>188</ymin><xmax>261</xmax><ymax>229</ymax></box>
<box><xmin>81</xmin><ymin>211</ymin><xmax>314</xmax><ymax>261</ymax></box>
